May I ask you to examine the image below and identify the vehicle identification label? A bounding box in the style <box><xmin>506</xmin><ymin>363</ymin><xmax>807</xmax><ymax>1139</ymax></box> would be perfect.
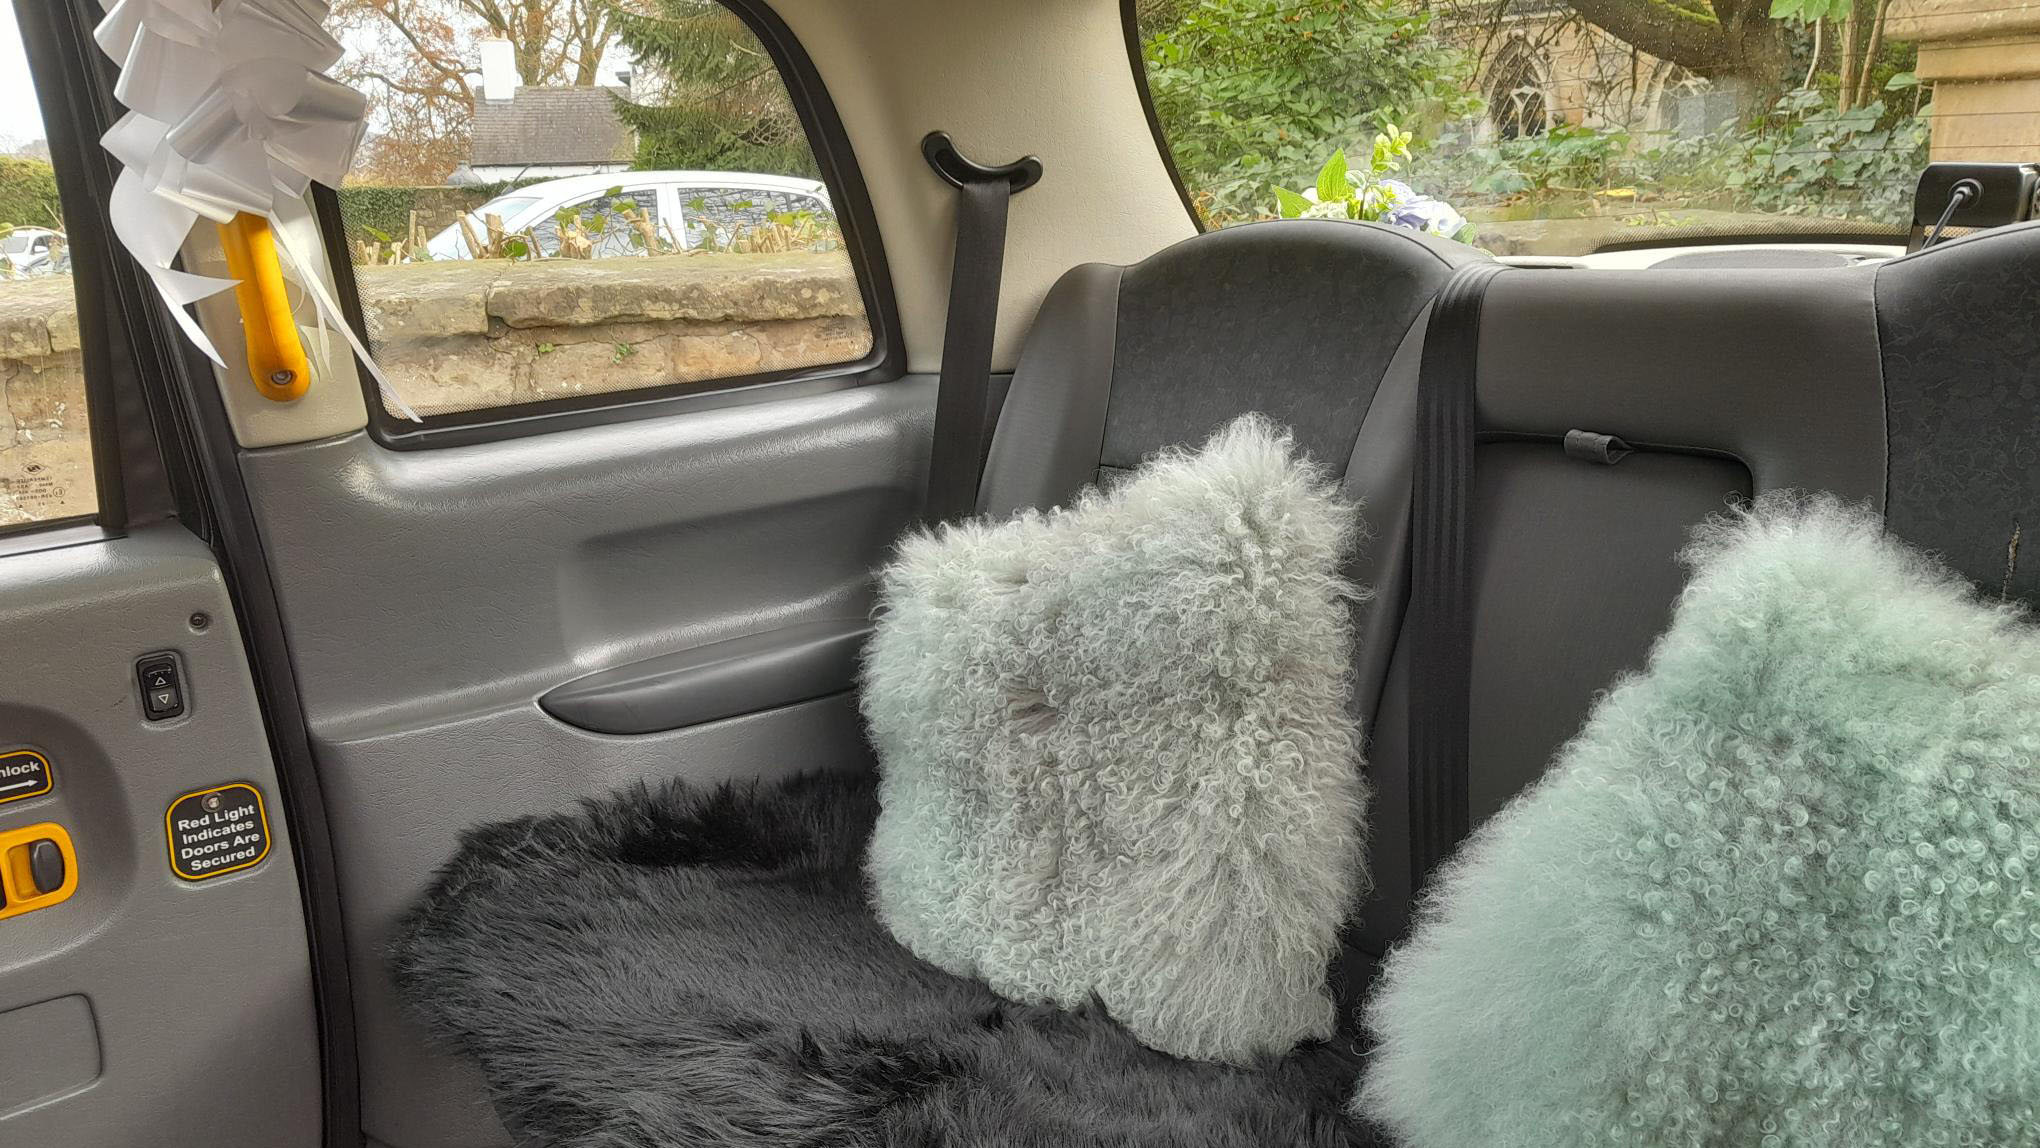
<box><xmin>0</xmin><ymin>750</ymin><xmax>53</xmax><ymax>806</ymax></box>
<box><xmin>166</xmin><ymin>783</ymin><xmax>271</xmax><ymax>881</ymax></box>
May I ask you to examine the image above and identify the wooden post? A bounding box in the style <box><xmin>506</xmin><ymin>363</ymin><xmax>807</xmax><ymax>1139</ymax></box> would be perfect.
<box><xmin>458</xmin><ymin>215</ymin><xmax>486</xmax><ymax>259</ymax></box>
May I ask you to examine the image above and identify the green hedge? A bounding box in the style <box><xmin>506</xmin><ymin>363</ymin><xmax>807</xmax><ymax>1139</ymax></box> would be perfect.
<box><xmin>336</xmin><ymin>186</ymin><xmax>426</xmax><ymax>243</ymax></box>
<box><xmin>335</xmin><ymin>183</ymin><xmax>535</xmax><ymax>249</ymax></box>
<box><xmin>0</xmin><ymin>156</ymin><xmax>64</xmax><ymax>232</ymax></box>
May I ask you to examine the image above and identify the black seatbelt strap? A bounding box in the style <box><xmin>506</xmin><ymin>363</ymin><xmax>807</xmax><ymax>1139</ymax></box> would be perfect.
<box><xmin>921</xmin><ymin>132</ymin><xmax>1041</xmax><ymax>523</ymax></box>
<box><xmin>1408</xmin><ymin>261</ymin><xmax>1506</xmax><ymax>888</ymax></box>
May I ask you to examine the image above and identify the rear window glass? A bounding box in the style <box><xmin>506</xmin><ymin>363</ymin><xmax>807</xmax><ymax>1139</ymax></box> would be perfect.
<box><xmin>1132</xmin><ymin>0</ymin><xmax>2036</xmax><ymax>255</ymax></box>
<box><xmin>1</xmin><ymin>6</ymin><xmax>97</xmax><ymax>528</ymax></box>
<box><xmin>333</xmin><ymin>1</ymin><xmax>874</xmax><ymax>421</ymax></box>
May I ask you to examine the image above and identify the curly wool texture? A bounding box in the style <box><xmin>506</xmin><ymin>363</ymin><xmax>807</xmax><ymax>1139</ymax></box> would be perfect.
<box><xmin>861</xmin><ymin>415</ymin><xmax>1370</xmax><ymax>1065</ymax></box>
<box><xmin>388</xmin><ymin>771</ymin><xmax>1385</xmax><ymax>1148</ymax></box>
<box><xmin>1359</xmin><ymin>497</ymin><xmax>2040</xmax><ymax>1147</ymax></box>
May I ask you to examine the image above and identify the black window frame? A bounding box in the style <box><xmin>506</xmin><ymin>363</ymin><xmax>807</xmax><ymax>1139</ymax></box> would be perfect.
<box><xmin>1120</xmin><ymin>0</ymin><xmax>1203</xmax><ymax>233</ymax></box>
<box><xmin>325</xmin><ymin>0</ymin><xmax>903</xmax><ymax>451</ymax></box>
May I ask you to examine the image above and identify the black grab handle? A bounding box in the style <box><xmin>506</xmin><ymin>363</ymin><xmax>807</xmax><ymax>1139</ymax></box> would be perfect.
<box><xmin>922</xmin><ymin>131</ymin><xmax>1042</xmax><ymax>194</ymax></box>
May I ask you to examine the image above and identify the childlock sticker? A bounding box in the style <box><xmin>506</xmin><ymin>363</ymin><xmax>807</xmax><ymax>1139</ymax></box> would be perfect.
<box><xmin>0</xmin><ymin>750</ymin><xmax>54</xmax><ymax>806</ymax></box>
<box><xmin>166</xmin><ymin>783</ymin><xmax>271</xmax><ymax>881</ymax></box>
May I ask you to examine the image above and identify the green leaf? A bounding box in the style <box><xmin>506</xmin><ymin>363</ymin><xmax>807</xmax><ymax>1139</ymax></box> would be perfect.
<box><xmin>1272</xmin><ymin>185</ymin><xmax>1313</xmax><ymax>219</ymax></box>
<box><xmin>1885</xmin><ymin>72</ymin><xmax>1918</xmax><ymax>90</ymax></box>
<box><xmin>1315</xmin><ymin>149</ymin><xmax>1351</xmax><ymax>204</ymax></box>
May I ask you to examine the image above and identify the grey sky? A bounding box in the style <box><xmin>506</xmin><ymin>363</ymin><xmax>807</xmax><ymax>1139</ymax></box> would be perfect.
<box><xmin>0</xmin><ymin>7</ymin><xmax>49</xmax><ymax>153</ymax></box>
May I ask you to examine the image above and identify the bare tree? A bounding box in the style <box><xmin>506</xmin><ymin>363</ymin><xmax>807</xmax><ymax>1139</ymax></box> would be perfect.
<box><xmin>333</xmin><ymin>0</ymin><xmax>630</xmax><ymax>183</ymax></box>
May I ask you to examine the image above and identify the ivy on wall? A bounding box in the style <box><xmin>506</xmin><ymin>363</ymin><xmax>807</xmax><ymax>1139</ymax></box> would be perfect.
<box><xmin>0</xmin><ymin>157</ymin><xmax>64</xmax><ymax>232</ymax></box>
<box><xmin>335</xmin><ymin>182</ymin><xmax>537</xmax><ymax>248</ymax></box>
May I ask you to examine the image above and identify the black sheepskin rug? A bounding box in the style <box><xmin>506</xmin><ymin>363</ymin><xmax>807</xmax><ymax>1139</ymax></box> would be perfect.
<box><xmin>390</xmin><ymin>770</ymin><xmax>1386</xmax><ymax>1148</ymax></box>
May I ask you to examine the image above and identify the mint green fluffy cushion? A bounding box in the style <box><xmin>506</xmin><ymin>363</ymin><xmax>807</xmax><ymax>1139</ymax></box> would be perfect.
<box><xmin>1360</xmin><ymin>498</ymin><xmax>2040</xmax><ymax>1147</ymax></box>
<box><xmin>861</xmin><ymin>416</ymin><xmax>1369</xmax><ymax>1065</ymax></box>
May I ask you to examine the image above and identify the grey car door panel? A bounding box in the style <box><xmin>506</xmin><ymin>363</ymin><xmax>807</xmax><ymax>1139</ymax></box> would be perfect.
<box><xmin>236</xmin><ymin>378</ymin><xmax>933</xmax><ymax>1148</ymax></box>
<box><xmin>0</xmin><ymin>528</ymin><xmax>321</xmax><ymax>1148</ymax></box>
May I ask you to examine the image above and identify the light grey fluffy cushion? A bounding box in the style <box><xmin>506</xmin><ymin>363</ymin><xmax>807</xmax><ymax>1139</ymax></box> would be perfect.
<box><xmin>860</xmin><ymin>414</ymin><xmax>1369</xmax><ymax>1065</ymax></box>
<box><xmin>1360</xmin><ymin>497</ymin><xmax>2040</xmax><ymax>1147</ymax></box>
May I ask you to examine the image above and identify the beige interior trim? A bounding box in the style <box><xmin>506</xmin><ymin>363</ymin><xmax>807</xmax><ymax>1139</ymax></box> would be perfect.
<box><xmin>775</xmin><ymin>0</ymin><xmax>1196</xmax><ymax>373</ymax></box>
<box><xmin>187</xmin><ymin>201</ymin><xmax>371</xmax><ymax>447</ymax></box>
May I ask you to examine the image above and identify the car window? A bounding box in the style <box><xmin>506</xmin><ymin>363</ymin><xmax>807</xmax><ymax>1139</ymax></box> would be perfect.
<box><xmin>1131</xmin><ymin>0</ymin><xmax>2036</xmax><ymax>256</ymax></box>
<box><xmin>528</xmin><ymin>189</ymin><xmax>663</xmax><ymax>259</ymax></box>
<box><xmin>470</xmin><ymin>195</ymin><xmax>542</xmax><ymax>224</ymax></box>
<box><xmin>679</xmin><ymin>187</ymin><xmax>834</xmax><ymax>251</ymax></box>
<box><xmin>0</xmin><ymin>7</ymin><xmax>96</xmax><ymax>528</ymax></box>
<box><xmin>333</xmin><ymin>2</ymin><xmax>876</xmax><ymax>423</ymax></box>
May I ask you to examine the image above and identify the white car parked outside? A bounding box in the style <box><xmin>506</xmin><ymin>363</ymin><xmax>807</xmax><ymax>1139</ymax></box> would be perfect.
<box><xmin>1</xmin><ymin>227</ymin><xmax>67</xmax><ymax>276</ymax></box>
<box><xmin>424</xmin><ymin>171</ymin><xmax>834</xmax><ymax>260</ymax></box>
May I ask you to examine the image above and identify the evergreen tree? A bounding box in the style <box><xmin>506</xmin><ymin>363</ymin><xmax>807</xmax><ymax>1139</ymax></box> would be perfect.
<box><xmin>607</xmin><ymin>0</ymin><xmax>818</xmax><ymax>176</ymax></box>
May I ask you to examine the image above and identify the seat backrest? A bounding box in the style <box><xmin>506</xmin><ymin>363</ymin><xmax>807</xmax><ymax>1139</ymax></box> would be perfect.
<box><xmin>1354</xmin><ymin>222</ymin><xmax>2040</xmax><ymax>955</ymax></box>
<box><xmin>987</xmin><ymin>215</ymin><xmax>2040</xmax><ymax>988</ymax></box>
<box><xmin>978</xmin><ymin>219</ymin><xmax>1479</xmax><ymax>515</ymax></box>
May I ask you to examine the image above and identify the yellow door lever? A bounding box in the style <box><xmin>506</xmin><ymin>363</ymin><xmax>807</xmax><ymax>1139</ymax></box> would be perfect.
<box><xmin>218</xmin><ymin>213</ymin><xmax>311</xmax><ymax>402</ymax></box>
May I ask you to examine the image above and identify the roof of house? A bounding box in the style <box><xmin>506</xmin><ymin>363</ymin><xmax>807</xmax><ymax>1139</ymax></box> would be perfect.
<box><xmin>469</xmin><ymin>87</ymin><xmax>636</xmax><ymax>168</ymax></box>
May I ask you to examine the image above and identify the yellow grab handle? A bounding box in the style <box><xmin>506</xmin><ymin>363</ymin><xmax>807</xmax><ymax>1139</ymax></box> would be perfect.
<box><xmin>218</xmin><ymin>213</ymin><xmax>311</xmax><ymax>402</ymax></box>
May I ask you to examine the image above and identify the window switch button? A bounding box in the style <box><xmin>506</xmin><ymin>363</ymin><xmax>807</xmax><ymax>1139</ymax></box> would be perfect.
<box><xmin>136</xmin><ymin>655</ymin><xmax>184</xmax><ymax>720</ymax></box>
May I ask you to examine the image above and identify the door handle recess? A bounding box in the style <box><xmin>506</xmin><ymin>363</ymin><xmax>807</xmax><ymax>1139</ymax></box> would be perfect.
<box><xmin>540</xmin><ymin>619</ymin><xmax>872</xmax><ymax>735</ymax></box>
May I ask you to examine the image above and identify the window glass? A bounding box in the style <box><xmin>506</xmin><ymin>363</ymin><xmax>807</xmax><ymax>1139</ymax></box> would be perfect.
<box><xmin>679</xmin><ymin>186</ymin><xmax>831</xmax><ymax>251</ymax></box>
<box><xmin>0</xmin><ymin>5</ymin><xmax>96</xmax><ymax>527</ymax></box>
<box><xmin>528</xmin><ymin>189</ymin><xmax>662</xmax><ymax>258</ymax></box>
<box><xmin>334</xmin><ymin>0</ymin><xmax>874</xmax><ymax>420</ymax></box>
<box><xmin>1133</xmin><ymin>0</ymin><xmax>2035</xmax><ymax>255</ymax></box>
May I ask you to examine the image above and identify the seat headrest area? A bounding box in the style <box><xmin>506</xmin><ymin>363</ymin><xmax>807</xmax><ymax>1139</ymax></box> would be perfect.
<box><xmin>977</xmin><ymin>219</ymin><xmax>1478</xmax><ymax>518</ymax></box>
<box><xmin>1876</xmin><ymin>220</ymin><xmax>2040</xmax><ymax>607</ymax></box>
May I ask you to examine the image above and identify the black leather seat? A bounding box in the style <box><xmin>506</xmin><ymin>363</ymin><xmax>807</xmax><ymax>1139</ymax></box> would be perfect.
<box><xmin>991</xmin><ymin>217</ymin><xmax>2040</xmax><ymax>1004</ymax></box>
<box><xmin>977</xmin><ymin>218</ymin><xmax>1479</xmax><ymax>516</ymax></box>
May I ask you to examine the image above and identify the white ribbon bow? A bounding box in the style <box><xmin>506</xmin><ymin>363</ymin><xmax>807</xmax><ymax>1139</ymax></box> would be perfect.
<box><xmin>95</xmin><ymin>0</ymin><xmax>420</xmax><ymax>419</ymax></box>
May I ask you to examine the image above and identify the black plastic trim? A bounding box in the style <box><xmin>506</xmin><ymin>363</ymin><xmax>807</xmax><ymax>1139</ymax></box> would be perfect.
<box><xmin>23</xmin><ymin>3</ymin><xmax>363</xmax><ymax>1142</ymax></box>
<box><xmin>922</xmin><ymin>132</ymin><xmax>1042</xmax><ymax>193</ymax></box>
<box><xmin>1589</xmin><ymin>226</ymin><xmax>1906</xmax><ymax>254</ymax></box>
<box><xmin>1120</xmin><ymin>0</ymin><xmax>1202</xmax><ymax>231</ymax></box>
<box><xmin>336</xmin><ymin>0</ymin><xmax>903</xmax><ymax>451</ymax></box>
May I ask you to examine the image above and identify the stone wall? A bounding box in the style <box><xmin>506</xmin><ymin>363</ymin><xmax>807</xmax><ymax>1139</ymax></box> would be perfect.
<box><xmin>0</xmin><ymin>277</ymin><xmax>81</xmax><ymax>443</ymax></box>
<box><xmin>0</xmin><ymin>277</ymin><xmax>92</xmax><ymax>524</ymax></box>
<box><xmin>0</xmin><ymin>251</ymin><xmax>870</xmax><ymax>522</ymax></box>
<box><xmin>358</xmin><ymin>252</ymin><xmax>872</xmax><ymax>415</ymax></box>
